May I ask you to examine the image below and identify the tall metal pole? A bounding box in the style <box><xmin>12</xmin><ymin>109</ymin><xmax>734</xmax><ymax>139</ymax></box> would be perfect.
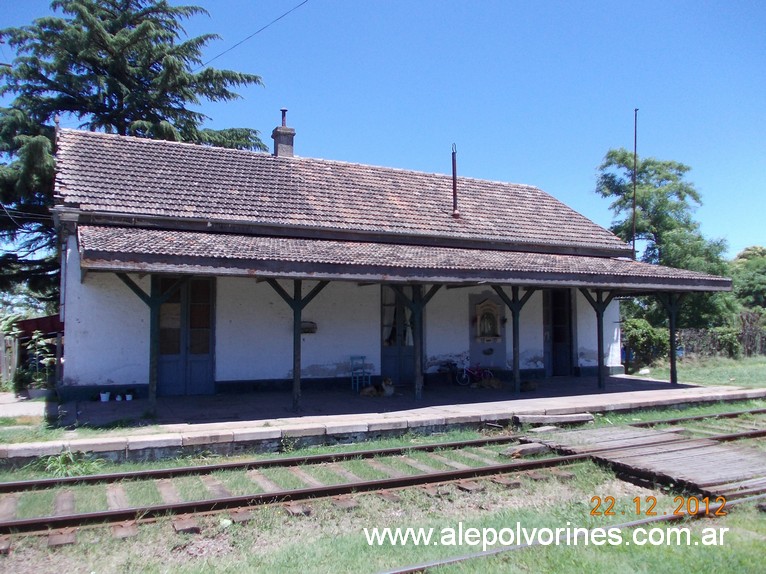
<box><xmin>451</xmin><ymin>144</ymin><xmax>459</xmax><ymax>218</ymax></box>
<box><xmin>632</xmin><ymin>108</ymin><xmax>638</xmax><ymax>260</ymax></box>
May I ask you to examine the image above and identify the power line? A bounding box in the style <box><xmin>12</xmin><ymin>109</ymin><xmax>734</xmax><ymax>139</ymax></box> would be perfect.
<box><xmin>0</xmin><ymin>38</ymin><xmax>11</xmax><ymax>68</ymax></box>
<box><xmin>2</xmin><ymin>207</ymin><xmax>52</xmax><ymax>218</ymax></box>
<box><xmin>1</xmin><ymin>203</ymin><xmax>24</xmax><ymax>228</ymax></box>
<box><xmin>196</xmin><ymin>0</ymin><xmax>310</xmax><ymax>70</ymax></box>
<box><xmin>0</xmin><ymin>205</ymin><xmax>53</xmax><ymax>226</ymax></box>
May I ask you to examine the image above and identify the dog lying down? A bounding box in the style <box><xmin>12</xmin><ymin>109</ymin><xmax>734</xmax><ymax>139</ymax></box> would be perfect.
<box><xmin>470</xmin><ymin>377</ymin><xmax>503</xmax><ymax>389</ymax></box>
<box><xmin>360</xmin><ymin>378</ymin><xmax>395</xmax><ymax>397</ymax></box>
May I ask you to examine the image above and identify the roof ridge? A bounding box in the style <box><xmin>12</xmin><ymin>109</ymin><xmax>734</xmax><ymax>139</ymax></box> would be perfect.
<box><xmin>55</xmin><ymin>129</ymin><xmax>632</xmax><ymax>256</ymax></box>
<box><xmin>57</xmin><ymin>128</ymin><xmax>272</xmax><ymax>160</ymax></box>
<box><xmin>57</xmin><ymin>128</ymin><xmax>542</xmax><ymax>190</ymax></box>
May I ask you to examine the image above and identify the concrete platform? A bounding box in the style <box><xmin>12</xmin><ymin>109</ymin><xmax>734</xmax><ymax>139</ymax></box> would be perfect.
<box><xmin>1</xmin><ymin>377</ymin><xmax>765</xmax><ymax>466</ymax></box>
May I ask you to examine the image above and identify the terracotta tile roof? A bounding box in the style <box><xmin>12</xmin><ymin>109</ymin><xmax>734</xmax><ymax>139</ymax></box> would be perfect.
<box><xmin>78</xmin><ymin>226</ymin><xmax>731</xmax><ymax>292</ymax></box>
<box><xmin>55</xmin><ymin>129</ymin><xmax>630</xmax><ymax>256</ymax></box>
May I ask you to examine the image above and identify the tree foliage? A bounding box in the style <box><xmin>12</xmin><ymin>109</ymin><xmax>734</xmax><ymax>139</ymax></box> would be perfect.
<box><xmin>596</xmin><ymin>148</ymin><xmax>703</xmax><ymax>264</ymax></box>
<box><xmin>596</xmin><ymin>148</ymin><xmax>734</xmax><ymax>328</ymax></box>
<box><xmin>1</xmin><ymin>0</ymin><xmax>267</xmax><ymax>302</ymax></box>
<box><xmin>731</xmin><ymin>246</ymin><xmax>766</xmax><ymax>310</ymax></box>
<box><xmin>621</xmin><ymin>318</ymin><xmax>668</xmax><ymax>370</ymax></box>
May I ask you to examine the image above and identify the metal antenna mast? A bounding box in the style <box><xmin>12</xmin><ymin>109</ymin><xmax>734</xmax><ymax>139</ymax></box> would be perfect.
<box><xmin>632</xmin><ymin>108</ymin><xmax>639</xmax><ymax>260</ymax></box>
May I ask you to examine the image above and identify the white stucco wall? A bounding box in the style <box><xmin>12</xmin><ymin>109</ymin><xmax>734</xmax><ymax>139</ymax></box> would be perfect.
<box><xmin>511</xmin><ymin>290</ymin><xmax>545</xmax><ymax>370</ymax></box>
<box><xmin>574</xmin><ymin>290</ymin><xmax>621</xmax><ymax>368</ymax></box>
<box><xmin>63</xmin><ymin>246</ymin><xmax>624</xmax><ymax>389</ymax></box>
<box><xmin>604</xmin><ymin>300</ymin><xmax>622</xmax><ymax>367</ymax></box>
<box><xmin>424</xmin><ymin>287</ymin><xmax>545</xmax><ymax>371</ymax></box>
<box><xmin>62</xmin><ymin>235</ymin><xmax>149</xmax><ymax>387</ymax></box>
<box><xmin>215</xmin><ymin>278</ymin><xmax>380</xmax><ymax>381</ymax></box>
<box><xmin>423</xmin><ymin>286</ymin><xmax>469</xmax><ymax>367</ymax></box>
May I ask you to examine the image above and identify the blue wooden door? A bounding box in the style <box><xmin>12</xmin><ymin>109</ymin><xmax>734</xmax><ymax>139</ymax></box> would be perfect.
<box><xmin>157</xmin><ymin>277</ymin><xmax>215</xmax><ymax>396</ymax></box>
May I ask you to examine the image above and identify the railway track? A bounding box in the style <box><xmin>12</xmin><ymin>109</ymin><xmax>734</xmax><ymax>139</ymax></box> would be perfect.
<box><xmin>0</xmin><ymin>437</ymin><xmax>587</xmax><ymax>534</ymax></box>
<box><xmin>628</xmin><ymin>406</ymin><xmax>766</xmax><ymax>428</ymax></box>
<box><xmin>1</xmin><ymin>407</ymin><xmax>765</xmax><ymax>546</ymax></box>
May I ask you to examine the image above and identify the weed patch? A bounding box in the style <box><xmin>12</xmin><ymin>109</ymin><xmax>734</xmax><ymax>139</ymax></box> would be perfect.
<box><xmin>26</xmin><ymin>449</ymin><xmax>106</xmax><ymax>477</ymax></box>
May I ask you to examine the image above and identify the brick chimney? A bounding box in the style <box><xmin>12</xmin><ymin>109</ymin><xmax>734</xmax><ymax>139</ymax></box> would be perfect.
<box><xmin>271</xmin><ymin>108</ymin><xmax>295</xmax><ymax>157</ymax></box>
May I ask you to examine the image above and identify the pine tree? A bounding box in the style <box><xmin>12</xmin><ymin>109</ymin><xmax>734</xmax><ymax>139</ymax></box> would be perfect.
<box><xmin>1</xmin><ymin>0</ymin><xmax>267</xmax><ymax>303</ymax></box>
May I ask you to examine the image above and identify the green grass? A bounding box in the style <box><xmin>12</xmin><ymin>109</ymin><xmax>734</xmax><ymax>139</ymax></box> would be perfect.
<box><xmin>213</xmin><ymin>469</ymin><xmax>260</xmax><ymax>497</ymax></box>
<box><xmin>72</xmin><ymin>484</ymin><xmax>108</xmax><ymax>513</ymax></box>
<box><xmin>437</xmin><ymin>502</ymin><xmax>766</xmax><ymax>574</ymax></box>
<box><xmin>440</xmin><ymin>449</ymin><xmax>492</xmax><ymax>468</ymax></box>
<box><xmin>0</xmin><ymin>424</ymin><xmax>64</xmax><ymax>444</ymax></box>
<box><xmin>0</xmin><ymin>429</ymin><xmax>488</xmax><ymax>483</ymax></box>
<box><xmin>381</xmin><ymin>456</ymin><xmax>424</xmax><ymax>477</ymax></box>
<box><xmin>0</xmin><ymin>421</ymin><xmax>168</xmax><ymax>445</ymax></box>
<box><xmin>649</xmin><ymin>355</ymin><xmax>766</xmax><ymax>388</ymax></box>
<box><xmin>2</xmin><ymin>454</ymin><xmax>764</xmax><ymax>573</ymax></box>
<box><xmin>258</xmin><ymin>467</ymin><xmax>313</xmax><ymax>491</ymax></box>
<box><xmin>0</xmin><ymin>415</ymin><xmax>44</xmax><ymax>427</ymax></box>
<box><xmin>341</xmin><ymin>459</ymin><xmax>391</xmax><ymax>481</ymax></box>
<box><xmin>590</xmin><ymin>398</ymin><xmax>766</xmax><ymax>428</ymax></box>
<box><xmin>304</xmin><ymin>464</ymin><xmax>350</xmax><ymax>486</ymax></box>
<box><xmin>172</xmin><ymin>476</ymin><xmax>210</xmax><ymax>502</ymax></box>
<box><xmin>26</xmin><ymin>449</ymin><xmax>106</xmax><ymax>477</ymax></box>
<box><xmin>124</xmin><ymin>479</ymin><xmax>164</xmax><ymax>507</ymax></box>
<box><xmin>15</xmin><ymin>489</ymin><xmax>55</xmax><ymax>519</ymax></box>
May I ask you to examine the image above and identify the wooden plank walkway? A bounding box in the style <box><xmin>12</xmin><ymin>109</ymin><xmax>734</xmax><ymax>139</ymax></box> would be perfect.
<box><xmin>532</xmin><ymin>427</ymin><xmax>766</xmax><ymax>498</ymax></box>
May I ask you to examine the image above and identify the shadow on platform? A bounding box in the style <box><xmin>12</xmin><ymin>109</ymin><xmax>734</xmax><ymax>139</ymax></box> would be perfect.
<box><xmin>56</xmin><ymin>375</ymin><xmax>696</xmax><ymax>429</ymax></box>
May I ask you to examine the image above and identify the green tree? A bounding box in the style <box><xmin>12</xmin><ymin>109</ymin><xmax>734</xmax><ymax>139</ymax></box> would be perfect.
<box><xmin>657</xmin><ymin>228</ymin><xmax>737</xmax><ymax>328</ymax></box>
<box><xmin>596</xmin><ymin>148</ymin><xmax>702</xmax><ymax>264</ymax></box>
<box><xmin>1</xmin><ymin>0</ymin><xmax>267</xmax><ymax>303</ymax></box>
<box><xmin>596</xmin><ymin>148</ymin><xmax>734</xmax><ymax>328</ymax></box>
<box><xmin>731</xmin><ymin>246</ymin><xmax>766</xmax><ymax>309</ymax></box>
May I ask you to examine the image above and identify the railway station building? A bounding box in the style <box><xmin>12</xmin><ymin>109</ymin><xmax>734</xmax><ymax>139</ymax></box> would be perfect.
<box><xmin>52</xmin><ymin>116</ymin><xmax>731</xmax><ymax>406</ymax></box>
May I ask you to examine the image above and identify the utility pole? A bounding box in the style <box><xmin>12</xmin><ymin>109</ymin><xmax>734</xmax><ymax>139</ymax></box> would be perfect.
<box><xmin>632</xmin><ymin>108</ymin><xmax>638</xmax><ymax>260</ymax></box>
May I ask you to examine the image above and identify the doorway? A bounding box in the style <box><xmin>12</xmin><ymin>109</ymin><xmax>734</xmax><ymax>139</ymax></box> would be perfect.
<box><xmin>380</xmin><ymin>286</ymin><xmax>415</xmax><ymax>385</ymax></box>
<box><xmin>156</xmin><ymin>277</ymin><xmax>215</xmax><ymax>396</ymax></box>
<box><xmin>544</xmin><ymin>289</ymin><xmax>573</xmax><ymax>377</ymax></box>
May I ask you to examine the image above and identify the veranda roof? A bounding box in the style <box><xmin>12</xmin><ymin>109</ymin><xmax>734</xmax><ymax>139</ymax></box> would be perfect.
<box><xmin>77</xmin><ymin>225</ymin><xmax>731</xmax><ymax>293</ymax></box>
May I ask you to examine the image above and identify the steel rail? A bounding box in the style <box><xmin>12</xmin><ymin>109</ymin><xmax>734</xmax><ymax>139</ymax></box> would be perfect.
<box><xmin>2</xmin><ymin>406</ymin><xmax>763</xmax><ymax>495</ymax></box>
<box><xmin>2</xmin><ymin>426</ymin><xmax>766</xmax><ymax>536</ymax></box>
<box><xmin>378</xmin><ymin>493</ymin><xmax>766</xmax><ymax>574</ymax></box>
<box><xmin>0</xmin><ymin>454</ymin><xmax>589</xmax><ymax>534</ymax></box>
<box><xmin>0</xmin><ymin>435</ymin><xmax>520</xmax><ymax>494</ymax></box>
<box><xmin>629</xmin><ymin>407</ymin><xmax>766</xmax><ymax>428</ymax></box>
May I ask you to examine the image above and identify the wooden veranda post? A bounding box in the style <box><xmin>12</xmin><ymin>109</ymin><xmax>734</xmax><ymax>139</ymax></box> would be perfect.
<box><xmin>493</xmin><ymin>285</ymin><xmax>536</xmax><ymax>393</ymax></box>
<box><xmin>391</xmin><ymin>284</ymin><xmax>442</xmax><ymax>400</ymax></box>
<box><xmin>266</xmin><ymin>279</ymin><xmax>329</xmax><ymax>411</ymax></box>
<box><xmin>657</xmin><ymin>293</ymin><xmax>684</xmax><ymax>385</ymax></box>
<box><xmin>412</xmin><ymin>286</ymin><xmax>424</xmax><ymax>400</ymax></box>
<box><xmin>579</xmin><ymin>289</ymin><xmax>616</xmax><ymax>391</ymax></box>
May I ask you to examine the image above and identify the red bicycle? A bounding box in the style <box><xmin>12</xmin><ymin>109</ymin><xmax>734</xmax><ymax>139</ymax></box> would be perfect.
<box><xmin>456</xmin><ymin>363</ymin><xmax>493</xmax><ymax>386</ymax></box>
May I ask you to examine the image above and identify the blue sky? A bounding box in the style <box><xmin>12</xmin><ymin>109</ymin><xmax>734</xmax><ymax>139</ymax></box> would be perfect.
<box><xmin>3</xmin><ymin>0</ymin><xmax>764</xmax><ymax>258</ymax></box>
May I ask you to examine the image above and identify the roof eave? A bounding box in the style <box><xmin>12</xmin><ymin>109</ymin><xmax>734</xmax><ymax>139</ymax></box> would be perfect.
<box><xmin>79</xmin><ymin>251</ymin><xmax>732</xmax><ymax>294</ymax></box>
<box><xmin>64</xmin><ymin>208</ymin><xmax>634</xmax><ymax>259</ymax></box>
